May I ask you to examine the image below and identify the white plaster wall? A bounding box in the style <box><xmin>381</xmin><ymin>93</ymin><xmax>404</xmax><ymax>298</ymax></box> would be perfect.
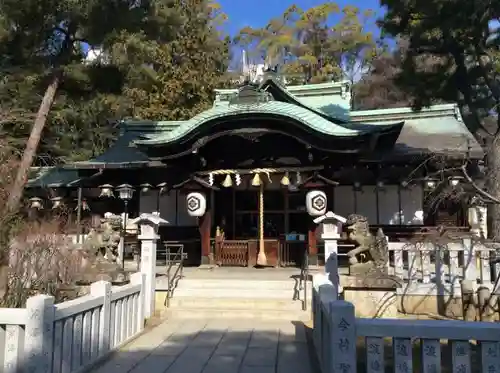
<box><xmin>378</xmin><ymin>186</ymin><xmax>401</xmax><ymax>224</ymax></box>
<box><xmin>139</xmin><ymin>184</ymin><xmax>424</xmax><ymax>227</ymax></box>
<box><xmin>356</xmin><ymin>186</ymin><xmax>377</xmax><ymax>223</ymax></box>
<box><xmin>333</xmin><ymin>185</ymin><xmax>424</xmax><ymax>225</ymax></box>
<box><xmin>400</xmin><ymin>186</ymin><xmax>424</xmax><ymax>224</ymax></box>
<box><xmin>139</xmin><ymin>191</ymin><xmax>197</xmax><ymax>226</ymax></box>
<box><xmin>139</xmin><ymin>191</ymin><xmax>157</xmax><ymax>215</ymax></box>
<box><xmin>159</xmin><ymin>192</ymin><xmax>178</xmax><ymax>224</ymax></box>
<box><xmin>333</xmin><ymin>186</ymin><xmax>355</xmax><ymax>218</ymax></box>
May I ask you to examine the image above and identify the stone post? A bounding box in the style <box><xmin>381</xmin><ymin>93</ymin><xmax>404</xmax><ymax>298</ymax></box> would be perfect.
<box><xmin>129</xmin><ymin>213</ymin><xmax>169</xmax><ymax>319</ymax></box>
<box><xmin>140</xmin><ymin>227</ymin><xmax>158</xmax><ymax>319</ymax></box>
<box><xmin>24</xmin><ymin>294</ymin><xmax>55</xmax><ymax>373</ymax></box>
<box><xmin>314</xmin><ymin>211</ymin><xmax>347</xmax><ymax>296</ymax></box>
<box><xmin>90</xmin><ymin>280</ymin><xmax>112</xmax><ymax>355</ymax></box>
<box><xmin>130</xmin><ymin>272</ymin><xmax>146</xmax><ymax>331</ymax></box>
<box><xmin>461</xmin><ymin>280</ymin><xmax>477</xmax><ymax>321</ymax></box>
<box><xmin>328</xmin><ymin>301</ymin><xmax>357</xmax><ymax>373</ymax></box>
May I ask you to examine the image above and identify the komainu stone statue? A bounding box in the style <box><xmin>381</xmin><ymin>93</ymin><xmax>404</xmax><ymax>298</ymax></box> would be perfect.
<box><xmin>84</xmin><ymin>215</ymin><xmax>121</xmax><ymax>261</ymax></box>
<box><xmin>344</xmin><ymin>214</ymin><xmax>389</xmax><ymax>276</ymax></box>
<box><xmin>78</xmin><ymin>213</ymin><xmax>128</xmax><ymax>283</ymax></box>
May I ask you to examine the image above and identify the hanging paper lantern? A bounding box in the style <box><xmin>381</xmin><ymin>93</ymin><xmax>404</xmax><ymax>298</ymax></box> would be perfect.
<box><xmin>305</xmin><ymin>190</ymin><xmax>327</xmax><ymax>216</ymax></box>
<box><xmin>449</xmin><ymin>176</ymin><xmax>462</xmax><ymax>187</ymax></box>
<box><xmin>116</xmin><ymin>184</ymin><xmax>135</xmax><ymax>201</ymax></box>
<box><xmin>140</xmin><ymin>183</ymin><xmax>153</xmax><ymax>193</ymax></box>
<box><xmin>425</xmin><ymin>180</ymin><xmax>436</xmax><ymax>190</ymax></box>
<box><xmin>29</xmin><ymin>197</ymin><xmax>43</xmax><ymax>210</ymax></box>
<box><xmin>99</xmin><ymin>184</ymin><xmax>114</xmax><ymax>198</ymax></box>
<box><xmin>157</xmin><ymin>182</ymin><xmax>168</xmax><ymax>194</ymax></box>
<box><xmin>51</xmin><ymin>196</ymin><xmax>64</xmax><ymax>209</ymax></box>
<box><xmin>186</xmin><ymin>192</ymin><xmax>206</xmax><ymax>217</ymax></box>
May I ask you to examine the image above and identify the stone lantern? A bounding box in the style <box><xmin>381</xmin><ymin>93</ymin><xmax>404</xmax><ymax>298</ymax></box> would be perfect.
<box><xmin>313</xmin><ymin>211</ymin><xmax>347</xmax><ymax>293</ymax></box>
<box><xmin>129</xmin><ymin>213</ymin><xmax>169</xmax><ymax>318</ymax></box>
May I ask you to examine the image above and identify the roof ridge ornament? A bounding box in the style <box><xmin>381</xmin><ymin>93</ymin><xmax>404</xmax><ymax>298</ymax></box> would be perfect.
<box><xmin>228</xmin><ymin>84</ymin><xmax>274</xmax><ymax>106</ymax></box>
<box><xmin>261</xmin><ymin>64</ymin><xmax>286</xmax><ymax>88</ymax></box>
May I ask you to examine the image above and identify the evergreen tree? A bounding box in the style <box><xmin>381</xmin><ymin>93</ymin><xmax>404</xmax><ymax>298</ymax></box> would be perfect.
<box><xmin>107</xmin><ymin>0</ymin><xmax>231</xmax><ymax>120</ymax></box>
<box><xmin>353</xmin><ymin>39</ymin><xmax>416</xmax><ymax>110</ymax></box>
<box><xmin>0</xmin><ymin>0</ymin><xmax>156</xmax><ymax>211</ymax></box>
<box><xmin>379</xmin><ymin>0</ymin><xmax>500</xmax><ymax>237</ymax></box>
<box><xmin>235</xmin><ymin>3</ymin><xmax>378</xmax><ymax>85</ymax></box>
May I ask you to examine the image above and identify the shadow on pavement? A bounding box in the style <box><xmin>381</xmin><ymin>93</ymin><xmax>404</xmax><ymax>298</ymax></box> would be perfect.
<box><xmin>89</xmin><ymin>318</ymin><xmax>319</xmax><ymax>373</ymax></box>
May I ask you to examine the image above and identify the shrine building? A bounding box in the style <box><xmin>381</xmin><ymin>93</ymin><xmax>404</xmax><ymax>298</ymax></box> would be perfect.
<box><xmin>26</xmin><ymin>73</ymin><xmax>486</xmax><ymax>268</ymax></box>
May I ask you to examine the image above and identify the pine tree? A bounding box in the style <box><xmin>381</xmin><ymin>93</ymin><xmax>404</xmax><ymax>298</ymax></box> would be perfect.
<box><xmin>107</xmin><ymin>0</ymin><xmax>231</xmax><ymax>121</ymax></box>
<box><xmin>0</xmin><ymin>0</ymin><xmax>156</xmax><ymax>211</ymax></box>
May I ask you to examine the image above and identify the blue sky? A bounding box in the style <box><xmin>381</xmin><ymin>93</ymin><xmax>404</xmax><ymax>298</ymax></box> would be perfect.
<box><xmin>217</xmin><ymin>0</ymin><xmax>384</xmax><ymax>36</ymax></box>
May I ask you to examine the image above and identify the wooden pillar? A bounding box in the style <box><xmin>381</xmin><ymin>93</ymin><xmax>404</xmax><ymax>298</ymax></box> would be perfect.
<box><xmin>308</xmin><ymin>222</ymin><xmax>319</xmax><ymax>266</ymax></box>
<box><xmin>199</xmin><ymin>209</ymin><xmax>212</xmax><ymax>265</ymax></box>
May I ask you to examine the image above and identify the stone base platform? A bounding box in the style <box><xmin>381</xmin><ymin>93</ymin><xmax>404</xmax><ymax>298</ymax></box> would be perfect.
<box><xmin>340</xmin><ymin>276</ymin><xmax>401</xmax><ymax>318</ymax></box>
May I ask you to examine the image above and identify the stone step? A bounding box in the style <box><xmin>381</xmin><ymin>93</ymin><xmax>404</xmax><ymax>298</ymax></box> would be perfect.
<box><xmin>168</xmin><ymin>278</ymin><xmax>313</xmax><ymax>291</ymax></box>
<box><xmin>171</xmin><ymin>286</ymin><xmax>312</xmax><ymax>299</ymax></box>
<box><xmin>168</xmin><ymin>297</ymin><xmax>312</xmax><ymax>311</ymax></box>
<box><xmin>164</xmin><ymin>307</ymin><xmax>312</xmax><ymax>321</ymax></box>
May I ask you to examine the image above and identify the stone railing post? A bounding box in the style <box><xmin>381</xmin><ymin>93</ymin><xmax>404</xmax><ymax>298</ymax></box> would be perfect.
<box><xmin>130</xmin><ymin>272</ymin><xmax>146</xmax><ymax>332</ymax></box>
<box><xmin>90</xmin><ymin>280</ymin><xmax>112</xmax><ymax>355</ymax></box>
<box><xmin>129</xmin><ymin>213</ymin><xmax>169</xmax><ymax>319</ymax></box>
<box><xmin>328</xmin><ymin>301</ymin><xmax>357</xmax><ymax>373</ymax></box>
<box><xmin>24</xmin><ymin>294</ymin><xmax>55</xmax><ymax>373</ymax></box>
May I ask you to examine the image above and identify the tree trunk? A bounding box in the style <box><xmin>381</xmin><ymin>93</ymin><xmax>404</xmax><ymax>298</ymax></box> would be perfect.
<box><xmin>486</xmin><ymin>133</ymin><xmax>500</xmax><ymax>240</ymax></box>
<box><xmin>0</xmin><ymin>73</ymin><xmax>60</xmax><ymax>304</ymax></box>
<box><xmin>5</xmin><ymin>72</ymin><xmax>61</xmax><ymax>213</ymax></box>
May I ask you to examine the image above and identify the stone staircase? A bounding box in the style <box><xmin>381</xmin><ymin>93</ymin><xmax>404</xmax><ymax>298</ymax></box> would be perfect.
<box><xmin>161</xmin><ymin>270</ymin><xmax>314</xmax><ymax>321</ymax></box>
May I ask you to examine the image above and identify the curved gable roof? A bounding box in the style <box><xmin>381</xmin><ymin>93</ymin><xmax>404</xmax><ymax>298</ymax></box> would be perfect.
<box><xmin>135</xmin><ymin>100</ymin><xmax>366</xmax><ymax>146</ymax></box>
<box><xmin>215</xmin><ymin>77</ymin><xmax>351</xmax><ymax>122</ymax></box>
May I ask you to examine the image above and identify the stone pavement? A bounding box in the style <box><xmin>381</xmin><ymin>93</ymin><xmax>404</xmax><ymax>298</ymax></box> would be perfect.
<box><xmin>92</xmin><ymin>318</ymin><xmax>316</xmax><ymax>373</ymax></box>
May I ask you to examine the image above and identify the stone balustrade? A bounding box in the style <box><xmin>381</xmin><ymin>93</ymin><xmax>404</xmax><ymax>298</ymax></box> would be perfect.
<box><xmin>312</xmin><ymin>273</ymin><xmax>500</xmax><ymax>373</ymax></box>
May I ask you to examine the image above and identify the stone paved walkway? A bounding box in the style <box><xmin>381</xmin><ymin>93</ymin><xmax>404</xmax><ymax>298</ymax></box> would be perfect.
<box><xmin>92</xmin><ymin>318</ymin><xmax>315</xmax><ymax>373</ymax></box>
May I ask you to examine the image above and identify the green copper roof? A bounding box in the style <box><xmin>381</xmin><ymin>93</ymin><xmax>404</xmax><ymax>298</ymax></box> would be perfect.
<box><xmin>27</xmin><ymin>167</ymin><xmax>82</xmax><ymax>188</ymax></box>
<box><xmin>286</xmin><ymin>81</ymin><xmax>351</xmax><ymax>120</ymax></box>
<box><xmin>136</xmin><ymin>100</ymin><xmax>370</xmax><ymax>146</ymax></box>
<box><xmin>214</xmin><ymin>77</ymin><xmax>351</xmax><ymax>122</ymax></box>
<box><xmin>66</xmin><ymin>130</ymin><xmax>150</xmax><ymax>169</ymax></box>
<box><xmin>351</xmin><ymin>104</ymin><xmax>484</xmax><ymax>158</ymax></box>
